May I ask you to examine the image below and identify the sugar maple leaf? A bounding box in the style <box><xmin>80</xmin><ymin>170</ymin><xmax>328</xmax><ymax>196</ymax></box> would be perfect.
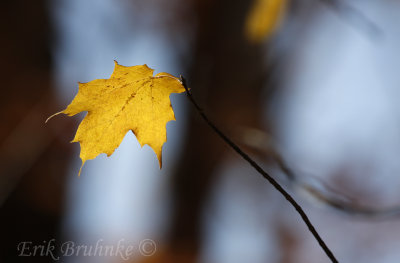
<box><xmin>47</xmin><ymin>61</ymin><xmax>185</xmax><ymax>175</ymax></box>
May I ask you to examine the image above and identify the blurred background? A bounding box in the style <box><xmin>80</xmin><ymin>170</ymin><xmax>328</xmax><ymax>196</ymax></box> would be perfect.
<box><xmin>2</xmin><ymin>0</ymin><xmax>400</xmax><ymax>262</ymax></box>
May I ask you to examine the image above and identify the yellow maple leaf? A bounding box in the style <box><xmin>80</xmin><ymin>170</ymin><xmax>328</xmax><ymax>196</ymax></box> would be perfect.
<box><xmin>47</xmin><ymin>61</ymin><xmax>185</xmax><ymax>175</ymax></box>
<box><xmin>245</xmin><ymin>0</ymin><xmax>287</xmax><ymax>43</ymax></box>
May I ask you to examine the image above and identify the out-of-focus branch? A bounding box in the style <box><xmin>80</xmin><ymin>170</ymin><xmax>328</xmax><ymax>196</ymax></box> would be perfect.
<box><xmin>319</xmin><ymin>0</ymin><xmax>383</xmax><ymax>39</ymax></box>
<box><xmin>238</xmin><ymin>127</ymin><xmax>400</xmax><ymax>219</ymax></box>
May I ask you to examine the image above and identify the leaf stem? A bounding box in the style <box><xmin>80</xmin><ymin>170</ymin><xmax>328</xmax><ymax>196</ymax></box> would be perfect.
<box><xmin>180</xmin><ymin>76</ymin><xmax>339</xmax><ymax>263</ymax></box>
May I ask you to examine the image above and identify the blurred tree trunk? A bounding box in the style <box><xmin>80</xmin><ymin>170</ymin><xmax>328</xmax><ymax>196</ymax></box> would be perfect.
<box><xmin>166</xmin><ymin>0</ymin><xmax>272</xmax><ymax>260</ymax></box>
<box><xmin>0</xmin><ymin>1</ymin><xmax>74</xmax><ymax>262</ymax></box>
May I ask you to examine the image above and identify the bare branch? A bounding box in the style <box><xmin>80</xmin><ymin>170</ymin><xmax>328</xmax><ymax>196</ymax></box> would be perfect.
<box><xmin>180</xmin><ymin>76</ymin><xmax>339</xmax><ymax>263</ymax></box>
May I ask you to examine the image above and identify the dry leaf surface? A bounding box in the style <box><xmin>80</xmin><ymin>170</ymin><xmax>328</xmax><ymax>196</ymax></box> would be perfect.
<box><xmin>48</xmin><ymin>62</ymin><xmax>185</xmax><ymax>174</ymax></box>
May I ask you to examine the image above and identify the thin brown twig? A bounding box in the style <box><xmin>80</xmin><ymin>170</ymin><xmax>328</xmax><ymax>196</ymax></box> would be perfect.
<box><xmin>180</xmin><ymin>76</ymin><xmax>339</xmax><ymax>263</ymax></box>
